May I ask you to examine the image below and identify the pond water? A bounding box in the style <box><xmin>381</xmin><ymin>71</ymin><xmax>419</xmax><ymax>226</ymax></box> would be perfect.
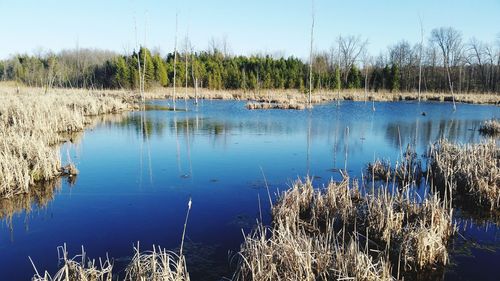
<box><xmin>0</xmin><ymin>100</ymin><xmax>499</xmax><ymax>280</ymax></box>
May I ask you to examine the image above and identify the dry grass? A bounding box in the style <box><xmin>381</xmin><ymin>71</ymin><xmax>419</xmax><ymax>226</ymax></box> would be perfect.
<box><xmin>429</xmin><ymin>139</ymin><xmax>500</xmax><ymax>210</ymax></box>
<box><xmin>31</xmin><ymin>199</ymin><xmax>193</xmax><ymax>281</ymax></box>
<box><xmin>0</xmin><ymin>85</ymin><xmax>131</xmax><ymax>198</ymax></box>
<box><xmin>125</xmin><ymin>243</ymin><xmax>190</xmax><ymax>281</ymax></box>
<box><xmin>31</xmin><ymin>244</ymin><xmax>113</xmax><ymax>281</ymax></box>
<box><xmin>32</xmin><ymin>244</ymin><xmax>190</xmax><ymax>281</ymax></box>
<box><xmin>146</xmin><ymin>87</ymin><xmax>500</xmax><ymax>106</ymax></box>
<box><xmin>367</xmin><ymin>145</ymin><xmax>423</xmax><ymax>186</ymax></box>
<box><xmin>479</xmin><ymin>119</ymin><xmax>500</xmax><ymax>136</ymax></box>
<box><xmin>234</xmin><ymin>175</ymin><xmax>454</xmax><ymax>280</ymax></box>
<box><xmin>245</xmin><ymin>102</ymin><xmax>306</xmax><ymax>110</ymax></box>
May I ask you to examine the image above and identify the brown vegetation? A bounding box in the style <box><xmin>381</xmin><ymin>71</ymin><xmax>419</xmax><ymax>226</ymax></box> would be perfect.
<box><xmin>0</xmin><ymin>85</ymin><xmax>131</xmax><ymax>198</ymax></box>
<box><xmin>366</xmin><ymin>145</ymin><xmax>423</xmax><ymax>186</ymax></box>
<box><xmin>234</xmin><ymin>176</ymin><xmax>454</xmax><ymax>280</ymax></box>
<box><xmin>429</xmin><ymin>139</ymin><xmax>499</xmax><ymax>210</ymax></box>
<box><xmin>144</xmin><ymin>87</ymin><xmax>500</xmax><ymax>106</ymax></box>
<box><xmin>479</xmin><ymin>119</ymin><xmax>500</xmax><ymax>136</ymax></box>
<box><xmin>31</xmin><ymin>243</ymin><xmax>189</xmax><ymax>281</ymax></box>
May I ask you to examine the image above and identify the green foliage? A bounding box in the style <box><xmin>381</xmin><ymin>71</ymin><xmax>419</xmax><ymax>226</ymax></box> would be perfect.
<box><xmin>334</xmin><ymin>67</ymin><xmax>341</xmax><ymax>91</ymax></box>
<box><xmin>0</xmin><ymin>61</ymin><xmax>4</xmax><ymax>79</ymax></box>
<box><xmin>152</xmin><ymin>54</ymin><xmax>168</xmax><ymax>87</ymax></box>
<box><xmin>113</xmin><ymin>56</ymin><xmax>130</xmax><ymax>88</ymax></box>
<box><xmin>347</xmin><ymin>66</ymin><xmax>361</xmax><ymax>89</ymax></box>
<box><xmin>390</xmin><ymin>64</ymin><xmax>400</xmax><ymax>92</ymax></box>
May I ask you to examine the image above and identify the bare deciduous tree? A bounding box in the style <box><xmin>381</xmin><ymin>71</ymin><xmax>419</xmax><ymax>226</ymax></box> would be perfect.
<box><xmin>337</xmin><ymin>35</ymin><xmax>368</xmax><ymax>84</ymax></box>
<box><xmin>430</xmin><ymin>27</ymin><xmax>463</xmax><ymax>110</ymax></box>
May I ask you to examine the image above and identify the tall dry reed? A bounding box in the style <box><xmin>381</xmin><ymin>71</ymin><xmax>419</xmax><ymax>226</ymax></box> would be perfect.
<box><xmin>0</xmin><ymin>86</ymin><xmax>130</xmax><ymax>198</ymax></box>
<box><xmin>428</xmin><ymin>139</ymin><xmax>499</xmax><ymax>210</ymax></box>
<box><xmin>234</xmin><ymin>175</ymin><xmax>454</xmax><ymax>280</ymax></box>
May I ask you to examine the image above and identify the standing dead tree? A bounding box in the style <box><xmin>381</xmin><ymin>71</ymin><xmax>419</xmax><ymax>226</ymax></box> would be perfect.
<box><xmin>173</xmin><ymin>14</ymin><xmax>178</xmax><ymax>111</ymax></box>
<box><xmin>430</xmin><ymin>27</ymin><xmax>462</xmax><ymax>111</ymax></box>
<box><xmin>184</xmin><ymin>33</ymin><xmax>190</xmax><ymax>110</ymax></box>
<box><xmin>308</xmin><ymin>0</ymin><xmax>315</xmax><ymax>107</ymax></box>
<box><xmin>418</xmin><ymin>16</ymin><xmax>424</xmax><ymax>102</ymax></box>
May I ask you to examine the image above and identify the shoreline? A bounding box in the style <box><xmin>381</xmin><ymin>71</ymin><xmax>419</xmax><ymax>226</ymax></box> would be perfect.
<box><xmin>145</xmin><ymin>87</ymin><xmax>500</xmax><ymax>106</ymax></box>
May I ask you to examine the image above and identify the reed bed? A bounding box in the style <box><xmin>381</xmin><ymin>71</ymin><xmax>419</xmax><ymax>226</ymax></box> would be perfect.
<box><xmin>366</xmin><ymin>145</ymin><xmax>423</xmax><ymax>186</ymax></box>
<box><xmin>428</xmin><ymin>139</ymin><xmax>500</xmax><ymax>210</ymax></box>
<box><xmin>479</xmin><ymin>119</ymin><xmax>500</xmax><ymax>136</ymax></box>
<box><xmin>32</xmin><ymin>198</ymin><xmax>193</xmax><ymax>281</ymax></box>
<box><xmin>125</xmin><ymin>243</ymin><xmax>190</xmax><ymax>281</ymax></box>
<box><xmin>245</xmin><ymin>102</ymin><xmax>306</xmax><ymax>110</ymax></box>
<box><xmin>32</xmin><ymin>244</ymin><xmax>190</xmax><ymax>281</ymax></box>
<box><xmin>31</xmin><ymin>244</ymin><xmax>113</xmax><ymax>281</ymax></box>
<box><xmin>234</xmin><ymin>175</ymin><xmax>454</xmax><ymax>280</ymax></box>
<box><xmin>0</xmin><ymin>86</ymin><xmax>130</xmax><ymax>198</ymax></box>
<box><xmin>146</xmin><ymin>87</ymin><xmax>500</xmax><ymax>105</ymax></box>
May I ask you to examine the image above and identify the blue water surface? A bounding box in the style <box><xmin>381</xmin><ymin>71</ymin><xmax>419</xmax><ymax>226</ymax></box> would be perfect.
<box><xmin>0</xmin><ymin>100</ymin><xmax>498</xmax><ymax>280</ymax></box>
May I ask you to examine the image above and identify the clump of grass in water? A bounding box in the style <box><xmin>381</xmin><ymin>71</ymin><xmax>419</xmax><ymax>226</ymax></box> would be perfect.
<box><xmin>31</xmin><ymin>199</ymin><xmax>193</xmax><ymax>281</ymax></box>
<box><xmin>366</xmin><ymin>144</ymin><xmax>423</xmax><ymax>187</ymax></box>
<box><xmin>428</xmin><ymin>139</ymin><xmax>499</xmax><ymax>210</ymax></box>
<box><xmin>234</xmin><ymin>175</ymin><xmax>454</xmax><ymax>280</ymax></box>
<box><xmin>30</xmin><ymin>244</ymin><xmax>113</xmax><ymax>281</ymax></box>
<box><xmin>479</xmin><ymin>119</ymin><xmax>500</xmax><ymax>136</ymax></box>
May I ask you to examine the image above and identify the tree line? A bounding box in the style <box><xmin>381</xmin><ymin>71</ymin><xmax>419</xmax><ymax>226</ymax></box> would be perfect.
<box><xmin>1</xmin><ymin>27</ymin><xmax>499</xmax><ymax>93</ymax></box>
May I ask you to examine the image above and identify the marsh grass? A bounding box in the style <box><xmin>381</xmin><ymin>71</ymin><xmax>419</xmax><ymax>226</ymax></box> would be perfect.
<box><xmin>145</xmin><ymin>87</ymin><xmax>500</xmax><ymax>105</ymax></box>
<box><xmin>367</xmin><ymin>144</ymin><xmax>423</xmax><ymax>187</ymax></box>
<box><xmin>245</xmin><ymin>102</ymin><xmax>306</xmax><ymax>110</ymax></box>
<box><xmin>234</xmin><ymin>175</ymin><xmax>454</xmax><ymax>280</ymax></box>
<box><xmin>31</xmin><ymin>244</ymin><xmax>113</xmax><ymax>281</ymax></box>
<box><xmin>0</xmin><ymin>86</ymin><xmax>130</xmax><ymax>198</ymax></box>
<box><xmin>479</xmin><ymin>119</ymin><xmax>500</xmax><ymax>136</ymax></box>
<box><xmin>31</xmin><ymin>199</ymin><xmax>193</xmax><ymax>281</ymax></box>
<box><xmin>428</xmin><ymin>139</ymin><xmax>499</xmax><ymax>210</ymax></box>
<box><xmin>125</xmin><ymin>243</ymin><xmax>190</xmax><ymax>281</ymax></box>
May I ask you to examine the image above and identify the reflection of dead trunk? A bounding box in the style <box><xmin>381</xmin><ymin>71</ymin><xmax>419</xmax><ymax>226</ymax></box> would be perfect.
<box><xmin>418</xmin><ymin>16</ymin><xmax>423</xmax><ymax>103</ymax></box>
<box><xmin>174</xmin><ymin>116</ymin><xmax>182</xmax><ymax>175</ymax></box>
<box><xmin>307</xmin><ymin>111</ymin><xmax>312</xmax><ymax>176</ymax></box>
<box><xmin>445</xmin><ymin>63</ymin><xmax>456</xmax><ymax>111</ymax></box>
<box><xmin>185</xmin><ymin>118</ymin><xmax>193</xmax><ymax>178</ymax></box>
<box><xmin>344</xmin><ymin>126</ymin><xmax>349</xmax><ymax>173</ymax></box>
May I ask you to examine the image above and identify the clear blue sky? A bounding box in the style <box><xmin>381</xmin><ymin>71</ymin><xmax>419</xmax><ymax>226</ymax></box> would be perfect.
<box><xmin>0</xmin><ymin>0</ymin><xmax>499</xmax><ymax>59</ymax></box>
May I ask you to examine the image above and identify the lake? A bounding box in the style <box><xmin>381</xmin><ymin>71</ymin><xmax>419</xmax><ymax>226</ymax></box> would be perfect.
<box><xmin>0</xmin><ymin>100</ymin><xmax>498</xmax><ymax>280</ymax></box>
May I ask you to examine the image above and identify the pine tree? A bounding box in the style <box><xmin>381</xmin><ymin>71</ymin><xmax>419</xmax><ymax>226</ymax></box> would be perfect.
<box><xmin>114</xmin><ymin>56</ymin><xmax>130</xmax><ymax>88</ymax></box>
<box><xmin>152</xmin><ymin>54</ymin><xmax>168</xmax><ymax>87</ymax></box>
<box><xmin>334</xmin><ymin>67</ymin><xmax>341</xmax><ymax>91</ymax></box>
<box><xmin>347</xmin><ymin>65</ymin><xmax>361</xmax><ymax>89</ymax></box>
<box><xmin>390</xmin><ymin>64</ymin><xmax>400</xmax><ymax>92</ymax></box>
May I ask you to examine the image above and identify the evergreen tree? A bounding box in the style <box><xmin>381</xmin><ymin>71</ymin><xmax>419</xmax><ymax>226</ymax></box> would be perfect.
<box><xmin>347</xmin><ymin>65</ymin><xmax>361</xmax><ymax>89</ymax></box>
<box><xmin>390</xmin><ymin>64</ymin><xmax>400</xmax><ymax>92</ymax></box>
<box><xmin>113</xmin><ymin>56</ymin><xmax>130</xmax><ymax>88</ymax></box>
<box><xmin>152</xmin><ymin>54</ymin><xmax>168</xmax><ymax>87</ymax></box>
<box><xmin>334</xmin><ymin>67</ymin><xmax>341</xmax><ymax>91</ymax></box>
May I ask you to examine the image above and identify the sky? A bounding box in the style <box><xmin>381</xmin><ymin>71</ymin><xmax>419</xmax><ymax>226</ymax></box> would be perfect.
<box><xmin>0</xmin><ymin>0</ymin><xmax>499</xmax><ymax>59</ymax></box>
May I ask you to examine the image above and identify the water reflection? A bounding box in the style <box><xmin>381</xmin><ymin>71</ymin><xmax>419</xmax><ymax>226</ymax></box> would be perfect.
<box><xmin>385</xmin><ymin>119</ymin><xmax>484</xmax><ymax>150</ymax></box>
<box><xmin>0</xmin><ymin>100</ymin><xmax>498</xmax><ymax>281</ymax></box>
<box><xmin>0</xmin><ymin>178</ymin><xmax>62</xmax><ymax>232</ymax></box>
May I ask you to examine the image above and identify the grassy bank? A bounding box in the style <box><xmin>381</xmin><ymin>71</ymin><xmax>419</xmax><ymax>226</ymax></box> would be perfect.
<box><xmin>0</xmin><ymin>85</ymin><xmax>132</xmax><ymax>198</ymax></box>
<box><xmin>144</xmin><ymin>87</ymin><xmax>500</xmax><ymax>106</ymax></box>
